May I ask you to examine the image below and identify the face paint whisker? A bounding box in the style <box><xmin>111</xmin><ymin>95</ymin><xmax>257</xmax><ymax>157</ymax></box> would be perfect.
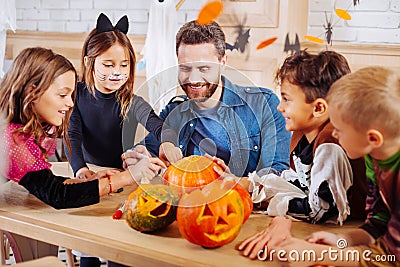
<box><xmin>95</xmin><ymin>69</ymin><xmax>107</xmax><ymax>81</ymax></box>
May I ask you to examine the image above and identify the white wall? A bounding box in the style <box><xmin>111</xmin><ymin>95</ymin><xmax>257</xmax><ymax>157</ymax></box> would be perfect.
<box><xmin>14</xmin><ymin>0</ymin><xmax>400</xmax><ymax>45</ymax></box>
<box><xmin>308</xmin><ymin>0</ymin><xmax>400</xmax><ymax>44</ymax></box>
<box><xmin>16</xmin><ymin>0</ymin><xmax>400</xmax><ymax>44</ymax></box>
<box><xmin>15</xmin><ymin>0</ymin><xmax>206</xmax><ymax>35</ymax></box>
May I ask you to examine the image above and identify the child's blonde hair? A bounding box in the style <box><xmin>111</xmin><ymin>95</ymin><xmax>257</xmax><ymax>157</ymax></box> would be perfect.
<box><xmin>327</xmin><ymin>66</ymin><xmax>400</xmax><ymax>139</ymax></box>
<box><xmin>81</xmin><ymin>28</ymin><xmax>136</xmax><ymax>119</ymax></box>
<box><xmin>0</xmin><ymin>47</ymin><xmax>77</xmax><ymax>156</ymax></box>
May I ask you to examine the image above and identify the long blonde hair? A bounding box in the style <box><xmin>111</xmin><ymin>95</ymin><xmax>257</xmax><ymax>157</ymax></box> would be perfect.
<box><xmin>0</xmin><ymin>47</ymin><xmax>77</xmax><ymax>155</ymax></box>
<box><xmin>81</xmin><ymin>29</ymin><xmax>136</xmax><ymax>119</ymax></box>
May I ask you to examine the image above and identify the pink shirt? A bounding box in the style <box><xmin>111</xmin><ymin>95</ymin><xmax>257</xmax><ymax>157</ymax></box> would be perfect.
<box><xmin>2</xmin><ymin>123</ymin><xmax>56</xmax><ymax>182</ymax></box>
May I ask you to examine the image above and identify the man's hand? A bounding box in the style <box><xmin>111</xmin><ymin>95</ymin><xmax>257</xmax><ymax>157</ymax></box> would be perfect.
<box><xmin>159</xmin><ymin>142</ymin><xmax>183</xmax><ymax>166</ymax></box>
<box><xmin>204</xmin><ymin>154</ymin><xmax>232</xmax><ymax>177</ymax></box>
<box><xmin>205</xmin><ymin>154</ymin><xmax>251</xmax><ymax>189</ymax></box>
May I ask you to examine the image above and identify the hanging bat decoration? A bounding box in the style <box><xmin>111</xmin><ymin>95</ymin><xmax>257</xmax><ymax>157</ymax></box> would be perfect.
<box><xmin>353</xmin><ymin>0</ymin><xmax>360</xmax><ymax>6</ymax></box>
<box><xmin>226</xmin><ymin>28</ymin><xmax>250</xmax><ymax>52</ymax></box>
<box><xmin>283</xmin><ymin>33</ymin><xmax>300</xmax><ymax>55</ymax></box>
<box><xmin>225</xmin><ymin>15</ymin><xmax>251</xmax><ymax>56</ymax></box>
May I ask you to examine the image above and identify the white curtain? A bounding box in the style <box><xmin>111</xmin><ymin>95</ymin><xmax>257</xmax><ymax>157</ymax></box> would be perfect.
<box><xmin>140</xmin><ymin>0</ymin><xmax>178</xmax><ymax>113</ymax></box>
<box><xmin>0</xmin><ymin>0</ymin><xmax>16</xmax><ymax>79</ymax></box>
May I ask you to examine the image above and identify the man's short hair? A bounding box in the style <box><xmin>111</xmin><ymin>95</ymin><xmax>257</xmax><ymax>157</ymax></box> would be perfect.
<box><xmin>176</xmin><ymin>20</ymin><xmax>226</xmax><ymax>60</ymax></box>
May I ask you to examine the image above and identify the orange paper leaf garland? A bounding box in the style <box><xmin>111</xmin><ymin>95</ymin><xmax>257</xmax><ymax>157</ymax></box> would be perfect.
<box><xmin>257</xmin><ymin>37</ymin><xmax>278</xmax><ymax>50</ymax></box>
<box><xmin>304</xmin><ymin>35</ymin><xmax>324</xmax><ymax>44</ymax></box>
<box><xmin>197</xmin><ymin>1</ymin><xmax>224</xmax><ymax>25</ymax></box>
<box><xmin>335</xmin><ymin>8</ymin><xmax>352</xmax><ymax>20</ymax></box>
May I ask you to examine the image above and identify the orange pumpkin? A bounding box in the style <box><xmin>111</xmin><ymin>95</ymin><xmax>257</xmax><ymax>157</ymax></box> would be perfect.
<box><xmin>223</xmin><ymin>181</ymin><xmax>253</xmax><ymax>223</ymax></box>
<box><xmin>233</xmin><ymin>184</ymin><xmax>252</xmax><ymax>223</ymax></box>
<box><xmin>163</xmin><ymin>155</ymin><xmax>220</xmax><ymax>193</ymax></box>
<box><xmin>176</xmin><ymin>181</ymin><xmax>244</xmax><ymax>248</ymax></box>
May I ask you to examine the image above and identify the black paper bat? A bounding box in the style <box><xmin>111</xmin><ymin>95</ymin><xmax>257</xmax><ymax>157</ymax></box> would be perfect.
<box><xmin>225</xmin><ymin>14</ymin><xmax>251</xmax><ymax>55</ymax></box>
<box><xmin>226</xmin><ymin>28</ymin><xmax>250</xmax><ymax>53</ymax></box>
<box><xmin>353</xmin><ymin>0</ymin><xmax>360</xmax><ymax>6</ymax></box>
<box><xmin>283</xmin><ymin>33</ymin><xmax>300</xmax><ymax>55</ymax></box>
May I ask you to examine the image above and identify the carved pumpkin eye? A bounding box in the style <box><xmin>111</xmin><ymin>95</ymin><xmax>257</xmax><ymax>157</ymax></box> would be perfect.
<box><xmin>202</xmin><ymin>204</ymin><xmax>213</xmax><ymax>217</ymax></box>
<box><xmin>226</xmin><ymin>203</ymin><xmax>237</xmax><ymax>216</ymax></box>
<box><xmin>125</xmin><ymin>184</ymin><xmax>180</xmax><ymax>232</ymax></box>
<box><xmin>139</xmin><ymin>196</ymin><xmax>148</xmax><ymax>205</ymax></box>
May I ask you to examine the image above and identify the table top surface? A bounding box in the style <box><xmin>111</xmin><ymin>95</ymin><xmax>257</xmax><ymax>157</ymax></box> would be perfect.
<box><xmin>11</xmin><ymin>256</ymin><xmax>65</xmax><ymax>267</ymax></box>
<box><xmin>0</xmin><ymin>162</ymin><xmax>362</xmax><ymax>266</ymax></box>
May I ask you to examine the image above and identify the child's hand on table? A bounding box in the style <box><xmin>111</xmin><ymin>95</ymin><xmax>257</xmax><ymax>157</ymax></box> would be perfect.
<box><xmin>238</xmin><ymin>216</ymin><xmax>292</xmax><ymax>259</ymax></box>
<box><xmin>305</xmin><ymin>231</ymin><xmax>340</xmax><ymax>246</ymax></box>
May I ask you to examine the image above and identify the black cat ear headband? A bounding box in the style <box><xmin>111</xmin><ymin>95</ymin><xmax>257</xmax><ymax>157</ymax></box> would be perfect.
<box><xmin>96</xmin><ymin>13</ymin><xmax>129</xmax><ymax>35</ymax></box>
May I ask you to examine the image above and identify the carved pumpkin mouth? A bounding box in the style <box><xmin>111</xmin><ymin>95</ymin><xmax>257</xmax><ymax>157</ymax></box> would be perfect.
<box><xmin>197</xmin><ymin>202</ymin><xmax>241</xmax><ymax>242</ymax></box>
<box><xmin>149</xmin><ymin>201</ymin><xmax>172</xmax><ymax>218</ymax></box>
<box><xmin>204</xmin><ymin>225</ymin><xmax>241</xmax><ymax>242</ymax></box>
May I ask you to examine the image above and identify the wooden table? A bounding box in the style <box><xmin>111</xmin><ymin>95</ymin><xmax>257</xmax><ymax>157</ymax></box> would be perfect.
<box><xmin>0</xmin><ymin>162</ymin><xmax>362</xmax><ymax>266</ymax></box>
<box><xmin>11</xmin><ymin>256</ymin><xmax>64</xmax><ymax>267</ymax></box>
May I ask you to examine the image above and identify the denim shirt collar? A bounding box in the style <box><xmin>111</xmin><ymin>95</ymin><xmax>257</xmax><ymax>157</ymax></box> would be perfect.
<box><xmin>221</xmin><ymin>76</ymin><xmax>246</xmax><ymax>107</ymax></box>
<box><xmin>179</xmin><ymin>76</ymin><xmax>245</xmax><ymax>112</ymax></box>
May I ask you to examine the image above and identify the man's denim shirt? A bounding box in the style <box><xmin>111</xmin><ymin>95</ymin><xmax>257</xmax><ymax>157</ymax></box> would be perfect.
<box><xmin>143</xmin><ymin>76</ymin><xmax>291</xmax><ymax>177</ymax></box>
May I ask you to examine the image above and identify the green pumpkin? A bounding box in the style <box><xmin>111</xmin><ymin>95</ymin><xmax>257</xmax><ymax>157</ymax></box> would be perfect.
<box><xmin>124</xmin><ymin>184</ymin><xmax>180</xmax><ymax>232</ymax></box>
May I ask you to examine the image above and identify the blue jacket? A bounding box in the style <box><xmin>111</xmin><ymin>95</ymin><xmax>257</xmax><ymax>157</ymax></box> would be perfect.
<box><xmin>143</xmin><ymin>76</ymin><xmax>291</xmax><ymax>176</ymax></box>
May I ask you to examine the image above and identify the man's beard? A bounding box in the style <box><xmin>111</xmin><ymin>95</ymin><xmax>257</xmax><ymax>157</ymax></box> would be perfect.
<box><xmin>181</xmin><ymin>82</ymin><xmax>218</xmax><ymax>102</ymax></box>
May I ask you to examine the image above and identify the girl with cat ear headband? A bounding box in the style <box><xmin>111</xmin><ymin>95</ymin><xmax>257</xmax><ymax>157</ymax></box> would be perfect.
<box><xmin>70</xmin><ymin>11</ymin><xmax>181</xmax><ymax>184</ymax></box>
<box><xmin>68</xmin><ymin>12</ymin><xmax>182</xmax><ymax>267</ymax></box>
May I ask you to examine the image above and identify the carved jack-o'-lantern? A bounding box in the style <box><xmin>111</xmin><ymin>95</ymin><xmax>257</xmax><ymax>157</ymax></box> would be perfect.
<box><xmin>212</xmin><ymin>179</ymin><xmax>253</xmax><ymax>223</ymax></box>
<box><xmin>163</xmin><ymin>155</ymin><xmax>220</xmax><ymax>193</ymax></box>
<box><xmin>176</xmin><ymin>181</ymin><xmax>244</xmax><ymax>248</ymax></box>
<box><xmin>125</xmin><ymin>184</ymin><xmax>180</xmax><ymax>232</ymax></box>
